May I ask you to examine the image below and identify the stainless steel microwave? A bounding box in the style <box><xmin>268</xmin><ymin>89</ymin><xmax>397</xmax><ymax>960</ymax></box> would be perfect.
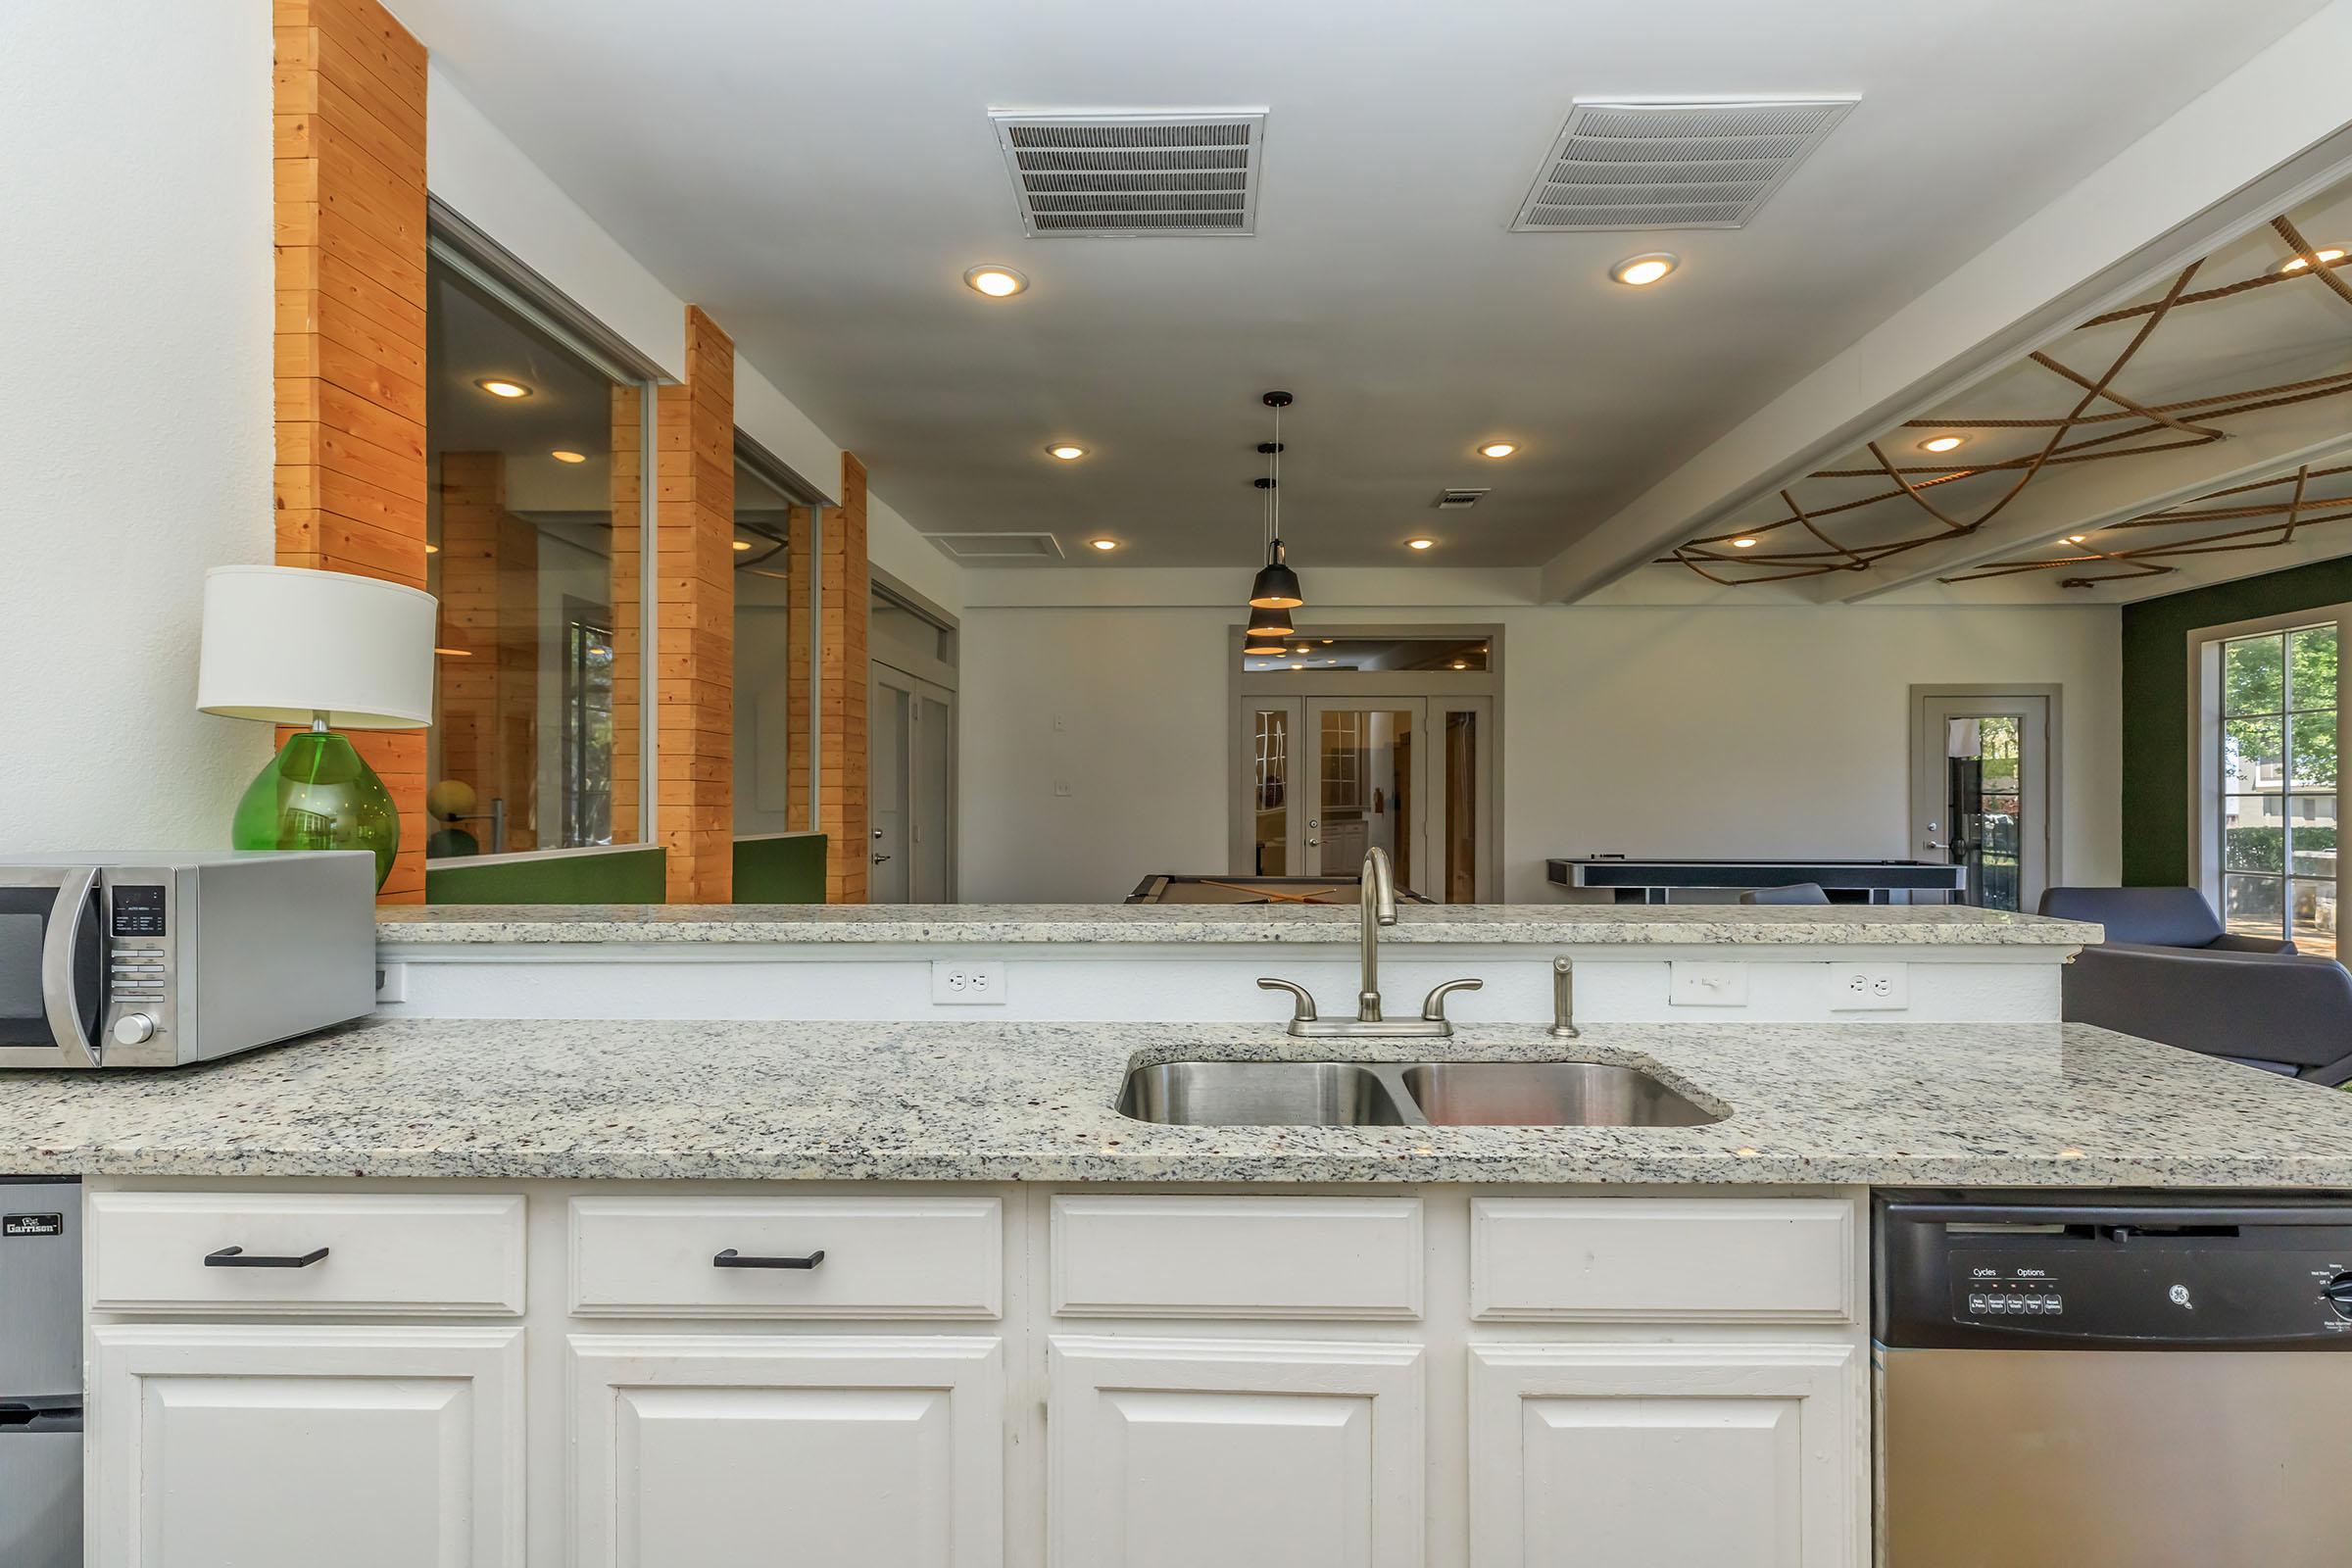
<box><xmin>0</xmin><ymin>853</ymin><xmax>374</xmax><ymax>1069</ymax></box>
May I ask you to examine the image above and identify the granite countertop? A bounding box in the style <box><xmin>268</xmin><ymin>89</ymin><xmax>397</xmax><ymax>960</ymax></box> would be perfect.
<box><xmin>4</xmin><ymin>1016</ymin><xmax>2347</xmax><ymax>1186</ymax></box>
<box><xmin>376</xmin><ymin>902</ymin><xmax>2101</xmax><ymax>948</ymax></box>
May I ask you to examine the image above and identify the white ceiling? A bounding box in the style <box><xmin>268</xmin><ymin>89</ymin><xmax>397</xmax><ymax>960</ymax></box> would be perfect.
<box><xmin>393</xmin><ymin>0</ymin><xmax>2330</xmax><ymax>569</ymax></box>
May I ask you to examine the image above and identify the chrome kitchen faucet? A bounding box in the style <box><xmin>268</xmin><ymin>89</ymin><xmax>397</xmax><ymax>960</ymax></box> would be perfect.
<box><xmin>1255</xmin><ymin>848</ymin><xmax>1483</xmax><ymax>1038</ymax></box>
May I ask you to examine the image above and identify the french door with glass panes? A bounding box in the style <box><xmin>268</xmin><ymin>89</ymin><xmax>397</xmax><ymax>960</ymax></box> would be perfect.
<box><xmin>1910</xmin><ymin>691</ymin><xmax>2053</xmax><ymax>911</ymax></box>
<box><xmin>1239</xmin><ymin>695</ymin><xmax>1494</xmax><ymax>902</ymax></box>
<box><xmin>2198</xmin><ymin>617</ymin><xmax>2341</xmax><ymax>958</ymax></box>
<box><xmin>870</xmin><ymin>664</ymin><xmax>956</xmax><ymax>904</ymax></box>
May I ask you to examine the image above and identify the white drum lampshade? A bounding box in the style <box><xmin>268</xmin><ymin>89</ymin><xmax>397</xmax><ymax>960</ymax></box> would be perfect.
<box><xmin>197</xmin><ymin>564</ymin><xmax>437</xmax><ymax>891</ymax></box>
<box><xmin>197</xmin><ymin>565</ymin><xmax>435</xmax><ymax>728</ymax></box>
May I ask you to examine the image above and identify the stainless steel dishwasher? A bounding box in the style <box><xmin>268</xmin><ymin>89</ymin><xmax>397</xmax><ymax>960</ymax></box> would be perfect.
<box><xmin>1</xmin><ymin>1177</ymin><xmax>80</xmax><ymax>1568</ymax></box>
<box><xmin>1875</xmin><ymin>1192</ymin><xmax>2352</xmax><ymax>1567</ymax></box>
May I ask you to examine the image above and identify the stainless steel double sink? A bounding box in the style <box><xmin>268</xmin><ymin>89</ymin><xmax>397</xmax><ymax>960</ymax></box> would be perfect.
<box><xmin>1117</xmin><ymin>1058</ymin><xmax>1721</xmax><ymax>1128</ymax></box>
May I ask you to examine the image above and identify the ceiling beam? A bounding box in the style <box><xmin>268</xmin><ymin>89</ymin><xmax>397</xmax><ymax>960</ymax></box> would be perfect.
<box><xmin>1537</xmin><ymin>0</ymin><xmax>2352</xmax><ymax>604</ymax></box>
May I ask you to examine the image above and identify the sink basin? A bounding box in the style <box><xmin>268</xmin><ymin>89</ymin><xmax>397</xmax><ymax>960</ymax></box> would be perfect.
<box><xmin>1117</xmin><ymin>1058</ymin><xmax>1720</xmax><ymax>1127</ymax></box>
<box><xmin>1117</xmin><ymin>1061</ymin><xmax>1412</xmax><ymax>1127</ymax></box>
<box><xmin>1400</xmin><ymin>1061</ymin><xmax>1719</xmax><ymax>1127</ymax></box>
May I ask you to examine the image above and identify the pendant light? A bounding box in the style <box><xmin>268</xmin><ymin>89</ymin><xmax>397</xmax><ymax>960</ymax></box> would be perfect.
<box><xmin>1247</xmin><ymin>605</ymin><xmax>1296</xmax><ymax>639</ymax></box>
<box><xmin>1248</xmin><ymin>390</ymin><xmax>1304</xmax><ymax>610</ymax></box>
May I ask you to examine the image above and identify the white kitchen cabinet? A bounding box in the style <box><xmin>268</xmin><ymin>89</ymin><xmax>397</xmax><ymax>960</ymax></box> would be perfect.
<box><xmin>87</xmin><ymin>1323</ymin><xmax>523</xmax><ymax>1568</ymax></box>
<box><xmin>1047</xmin><ymin>1335</ymin><xmax>1425</xmax><ymax>1568</ymax></box>
<box><xmin>1466</xmin><ymin>1343</ymin><xmax>1860</xmax><ymax>1568</ymax></box>
<box><xmin>569</xmin><ymin>1334</ymin><xmax>1004</xmax><ymax>1568</ymax></box>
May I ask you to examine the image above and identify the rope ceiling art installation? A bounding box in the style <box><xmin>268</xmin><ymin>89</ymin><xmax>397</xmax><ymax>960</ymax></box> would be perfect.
<box><xmin>1657</xmin><ymin>213</ymin><xmax>2352</xmax><ymax>590</ymax></box>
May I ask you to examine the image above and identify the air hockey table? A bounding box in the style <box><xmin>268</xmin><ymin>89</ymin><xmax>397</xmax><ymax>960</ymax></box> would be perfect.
<box><xmin>1127</xmin><ymin>875</ymin><xmax>1436</xmax><ymax>906</ymax></box>
<box><xmin>1547</xmin><ymin>858</ymin><xmax>1965</xmax><ymax>905</ymax></box>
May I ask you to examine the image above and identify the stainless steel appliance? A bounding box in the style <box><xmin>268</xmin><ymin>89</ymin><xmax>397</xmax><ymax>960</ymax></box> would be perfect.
<box><xmin>1</xmin><ymin>1177</ymin><xmax>81</xmax><ymax>1568</ymax></box>
<box><xmin>1876</xmin><ymin>1192</ymin><xmax>2352</xmax><ymax>1566</ymax></box>
<box><xmin>0</xmin><ymin>852</ymin><xmax>374</xmax><ymax>1069</ymax></box>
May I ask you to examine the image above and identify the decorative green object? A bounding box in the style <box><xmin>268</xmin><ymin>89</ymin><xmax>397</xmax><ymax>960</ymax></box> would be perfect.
<box><xmin>197</xmin><ymin>565</ymin><xmax>438</xmax><ymax>892</ymax></box>
<box><xmin>231</xmin><ymin>724</ymin><xmax>402</xmax><ymax>888</ymax></box>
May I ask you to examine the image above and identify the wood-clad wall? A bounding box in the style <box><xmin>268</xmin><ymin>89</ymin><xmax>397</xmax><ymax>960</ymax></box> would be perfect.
<box><xmin>653</xmin><ymin>308</ymin><xmax>736</xmax><ymax>901</ymax></box>
<box><xmin>272</xmin><ymin>0</ymin><xmax>430</xmax><ymax>901</ymax></box>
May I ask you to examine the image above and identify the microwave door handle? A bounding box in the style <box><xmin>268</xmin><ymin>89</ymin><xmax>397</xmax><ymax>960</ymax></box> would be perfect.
<box><xmin>41</xmin><ymin>868</ymin><xmax>100</xmax><ymax>1069</ymax></box>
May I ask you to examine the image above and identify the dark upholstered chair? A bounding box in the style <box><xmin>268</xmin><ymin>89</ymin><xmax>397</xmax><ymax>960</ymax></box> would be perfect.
<box><xmin>2037</xmin><ymin>886</ymin><xmax>2294</xmax><ymax>955</ymax></box>
<box><xmin>2037</xmin><ymin>887</ymin><xmax>2350</xmax><ymax>1085</ymax></box>
<box><xmin>1740</xmin><ymin>883</ymin><xmax>1831</xmax><ymax>906</ymax></box>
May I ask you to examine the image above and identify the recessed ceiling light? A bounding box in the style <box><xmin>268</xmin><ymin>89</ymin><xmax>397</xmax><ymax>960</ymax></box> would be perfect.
<box><xmin>2280</xmin><ymin>247</ymin><xmax>2346</xmax><ymax>273</ymax></box>
<box><xmin>475</xmin><ymin>378</ymin><xmax>531</xmax><ymax>399</ymax></box>
<box><xmin>1478</xmin><ymin>441</ymin><xmax>1518</xmax><ymax>460</ymax></box>
<box><xmin>550</xmin><ymin>449</ymin><xmax>586</xmax><ymax>464</ymax></box>
<box><xmin>1088</xmin><ymin>538</ymin><xmax>1118</xmax><ymax>551</ymax></box>
<box><xmin>1731</xmin><ymin>537</ymin><xmax>1758</xmax><ymax>549</ymax></box>
<box><xmin>1048</xmin><ymin>443</ymin><xmax>1087</xmax><ymax>461</ymax></box>
<box><xmin>1450</xmin><ymin>661</ymin><xmax>1469</xmax><ymax>670</ymax></box>
<box><xmin>1321</xmin><ymin>639</ymin><xmax>1334</xmax><ymax>645</ymax></box>
<box><xmin>1290</xmin><ymin>662</ymin><xmax>1304</xmax><ymax>670</ymax></box>
<box><xmin>964</xmin><ymin>265</ymin><xmax>1028</xmax><ymax>298</ymax></box>
<box><xmin>731</xmin><ymin>540</ymin><xmax>753</xmax><ymax>552</ymax></box>
<box><xmin>433</xmin><ymin>647</ymin><xmax>470</xmax><ymax>658</ymax></box>
<box><xmin>2068</xmin><ymin>534</ymin><xmax>2087</xmax><ymax>544</ymax></box>
<box><xmin>1407</xmin><ymin>538</ymin><xmax>1436</xmax><ymax>551</ymax></box>
<box><xmin>423</xmin><ymin>543</ymin><xmax>439</xmax><ymax>555</ymax></box>
<box><xmin>1609</xmin><ymin>252</ymin><xmax>1679</xmax><ymax>287</ymax></box>
<box><xmin>1920</xmin><ymin>435</ymin><xmax>1967</xmax><ymax>454</ymax></box>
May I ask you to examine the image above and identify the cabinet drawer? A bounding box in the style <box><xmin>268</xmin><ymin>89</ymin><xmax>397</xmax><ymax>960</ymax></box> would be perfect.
<box><xmin>1472</xmin><ymin>1197</ymin><xmax>1854</xmax><ymax>1323</ymax></box>
<box><xmin>88</xmin><ymin>1192</ymin><xmax>526</xmax><ymax>1315</ymax></box>
<box><xmin>569</xmin><ymin>1196</ymin><xmax>1002</xmax><ymax>1319</ymax></box>
<box><xmin>1051</xmin><ymin>1195</ymin><xmax>1424</xmax><ymax>1319</ymax></box>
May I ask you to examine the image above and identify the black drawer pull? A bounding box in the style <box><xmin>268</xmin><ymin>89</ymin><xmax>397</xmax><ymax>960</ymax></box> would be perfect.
<box><xmin>712</xmin><ymin>1248</ymin><xmax>825</xmax><ymax>1270</ymax></box>
<box><xmin>205</xmin><ymin>1246</ymin><xmax>329</xmax><ymax>1269</ymax></box>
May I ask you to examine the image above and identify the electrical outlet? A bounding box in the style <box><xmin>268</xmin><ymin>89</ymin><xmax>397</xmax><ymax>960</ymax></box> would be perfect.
<box><xmin>1669</xmin><ymin>961</ymin><xmax>1748</xmax><ymax>1006</ymax></box>
<box><xmin>1829</xmin><ymin>963</ymin><xmax>1907</xmax><ymax>1010</ymax></box>
<box><xmin>932</xmin><ymin>960</ymin><xmax>1006</xmax><ymax>1004</ymax></box>
<box><xmin>374</xmin><ymin>963</ymin><xmax>408</xmax><ymax>1004</ymax></box>
<box><xmin>1054</xmin><ymin>780</ymin><xmax>1072</xmax><ymax>798</ymax></box>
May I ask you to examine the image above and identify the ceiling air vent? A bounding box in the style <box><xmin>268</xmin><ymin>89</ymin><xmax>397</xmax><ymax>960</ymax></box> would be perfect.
<box><xmin>1436</xmin><ymin>488</ymin><xmax>1490</xmax><ymax>511</ymax></box>
<box><xmin>927</xmin><ymin>532</ymin><xmax>1067</xmax><ymax>562</ymax></box>
<box><xmin>990</xmin><ymin>112</ymin><xmax>1266</xmax><ymax>236</ymax></box>
<box><xmin>1510</xmin><ymin>98</ymin><xmax>1856</xmax><ymax>232</ymax></box>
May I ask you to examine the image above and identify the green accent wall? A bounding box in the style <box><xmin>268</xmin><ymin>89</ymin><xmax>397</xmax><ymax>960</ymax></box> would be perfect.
<box><xmin>2122</xmin><ymin>557</ymin><xmax>2352</xmax><ymax>884</ymax></box>
<box><xmin>733</xmin><ymin>833</ymin><xmax>828</xmax><ymax>903</ymax></box>
<box><xmin>424</xmin><ymin>845</ymin><xmax>667</xmax><ymax>905</ymax></box>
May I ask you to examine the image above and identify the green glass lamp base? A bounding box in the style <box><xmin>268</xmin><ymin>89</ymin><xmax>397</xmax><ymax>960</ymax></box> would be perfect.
<box><xmin>230</xmin><ymin>729</ymin><xmax>399</xmax><ymax>890</ymax></box>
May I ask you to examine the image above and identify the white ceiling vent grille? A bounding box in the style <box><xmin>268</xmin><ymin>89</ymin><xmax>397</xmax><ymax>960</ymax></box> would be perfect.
<box><xmin>1510</xmin><ymin>99</ymin><xmax>1855</xmax><ymax>232</ymax></box>
<box><xmin>1436</xmin><ymin>488</ymin><xmax>1490</xmax><ymax>511</ymax></box>
<box><xmin>928</xmin><ymin>531</ymin><xmax>1067</xmax><ymax>561</ymax></box>
<box><xmin>990</xmin><ymin>112</ymin><xmax>1265</xmax><ymax>236</ymax></box>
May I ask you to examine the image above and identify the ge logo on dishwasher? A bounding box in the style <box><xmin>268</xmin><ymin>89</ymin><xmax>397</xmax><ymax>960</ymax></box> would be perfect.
<box><xmin>2169</xmin><ymin>1284</ymin><xmax>2194</xmax><ymax>1309</ymax></box>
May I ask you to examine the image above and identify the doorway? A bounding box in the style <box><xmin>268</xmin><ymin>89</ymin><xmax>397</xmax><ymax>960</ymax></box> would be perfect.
<box><xmin>1910</xmin><ymin>687</ymin><xmax>2060</xmax><ymax>911</ymax></box>
<box><xmin>1231</xmin><ymin>628</ymin><xmax>1500</xmax><ymax>902</ymax></box>
<box><xmin>867</xmin><ymin>574</ymin><xmax>960</xmax><ymax>904</ymax></box>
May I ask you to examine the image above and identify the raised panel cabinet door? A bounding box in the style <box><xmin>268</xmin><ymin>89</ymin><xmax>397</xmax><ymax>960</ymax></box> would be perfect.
<box><xmin>88</xmin><ymin>1324</ymin><xmax>524</xmax><ymax>1568</ymax></box>
<box><xmin>569</xmin><ymin>1335</ymin><xmax>1004</xmax><ymax>1568</ymax></box>
<box><xmin>1048</xmin><ymin>1336</ymin><xmax>1424</xmax><ymax>1568</ymax></box>
<box><xmin>1467</xmin><ymin>1344</ymin><xmax>1860</xmax><ymax>1568</ymax></box>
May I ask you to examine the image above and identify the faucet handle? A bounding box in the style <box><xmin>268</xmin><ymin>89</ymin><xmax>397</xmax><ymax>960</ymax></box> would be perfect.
<box><xmin>1420</xmin><ymin>977</ymin><xmax>1483</xmax><ymax>1025</ymax></box>
<box><xmin>1257</xmin><ymin>977</ymin><xmax>1320</xmax><ymax>1024</ymax></box>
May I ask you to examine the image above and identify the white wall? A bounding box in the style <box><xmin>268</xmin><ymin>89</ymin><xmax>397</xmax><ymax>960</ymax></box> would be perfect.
<box><xmin>0</xmin><ymin>2</ymin><xmax>277</xmax><ymax>849</ymax></box>
<box><xmin>960</xmin><ymin>600</ymin><xmax>2122</xmax><ymax>903</ymax></box>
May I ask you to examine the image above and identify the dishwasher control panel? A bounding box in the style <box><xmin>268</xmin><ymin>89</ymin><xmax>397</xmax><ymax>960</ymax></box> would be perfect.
<box><xmin>1877</xmin><ymin>1193</ymin><xmax>2352</xmax><ymax>1349</ymax></box>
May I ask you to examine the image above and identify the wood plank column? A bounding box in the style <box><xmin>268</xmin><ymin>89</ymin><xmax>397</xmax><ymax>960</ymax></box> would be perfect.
<box><xmin>272</xmin><ymin>0</ymin><xmax>430</xmax><ymax>902</ymax></box>
<box><xmin>822</xmin><ymin>455</ymin><xmax>871</xmax><ymax>901</ymax></box>
<box><xmin>653</xmin><ymin>308</ymin><xmax>736</xmax><ymax>902</ymax></box>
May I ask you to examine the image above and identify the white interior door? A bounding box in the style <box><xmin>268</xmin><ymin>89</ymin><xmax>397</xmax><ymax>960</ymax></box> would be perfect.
<box><xmin>1911</xmin><ymin>692</ymin><xmax>2053</xmax><ymax>910</ymax></box>
<box><xmin>1304</xmin><ymin>698</ymin><xmax>1432</xmax><ymax>896</ymax></box>
<box><xmin>870</xmin><ymin>670</ymin><xmax>913</xmax><ymax>903</ymax></box>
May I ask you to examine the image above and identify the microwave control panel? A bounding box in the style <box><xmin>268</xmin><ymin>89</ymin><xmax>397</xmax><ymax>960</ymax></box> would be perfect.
<box><xmin>102</xmin><ymin>878</ymin><xmax>174</xmax><ymax>1052</ymax></box>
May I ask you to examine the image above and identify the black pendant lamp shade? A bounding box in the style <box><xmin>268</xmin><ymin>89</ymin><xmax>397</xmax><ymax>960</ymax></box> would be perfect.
<box><xmin>1247</xmin><ymin>604</ymin><xmax>1296</xmax><ymax>639</ymax></box>
<box><xmin>1247</xmin><ymin>390</ymin><xmax>1305</xmax><ymax>611</ymax></box>
<box><xmin>1249</xmin><ymin>544</ymin><xmax>1303</xmax><ymax>612</ymax></box>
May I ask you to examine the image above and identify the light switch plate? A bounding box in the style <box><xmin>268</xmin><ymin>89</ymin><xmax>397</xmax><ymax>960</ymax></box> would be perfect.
<box><xmin>1828</xmin><ymin>963</ymin><xmax>1908</xmax><ymax>1009</ymax></box>
<box><xmin>1669</xmin><ymin>961</ymin><xmax>1747</xmax><ymax>1006</ymax></box>
<box><xmin>932</xmin><ymin>960</ymin><xmax>1006</xmax><ymax>1004</ymax></box>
